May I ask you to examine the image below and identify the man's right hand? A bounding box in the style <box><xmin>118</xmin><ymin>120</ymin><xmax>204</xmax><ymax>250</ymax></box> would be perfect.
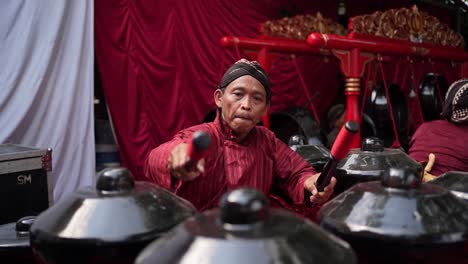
<box><xmin>168</xmin><ymin>143</ymin><xmax>205</xmax><ymax>181</ymax></box>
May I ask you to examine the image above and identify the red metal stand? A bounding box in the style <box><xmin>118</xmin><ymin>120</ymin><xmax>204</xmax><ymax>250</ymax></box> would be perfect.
<box><xmin>221</xmin><ymin>33</ymin><xmax>468</xmax><ymax>148</ymax></box>
<box><xmin>307</xmin><ymin>33</ymin><xmax>468</xmax><ymax>61</ymax></box>
<box><xmin>332</xmin><ymin>49</ymin><xmax>374</xmax><ymax>147</ymax></box>
<box><xmin>307</xmin><ymin>33</ymin><xmax>468</xmax><ymax>147</ymax></box>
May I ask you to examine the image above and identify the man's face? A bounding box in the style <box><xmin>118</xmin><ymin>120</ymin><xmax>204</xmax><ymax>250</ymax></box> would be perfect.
<box><xmin>214</xmin><ymin>75</ymin><xmax>269</xmax><ymax>139</ymax></box>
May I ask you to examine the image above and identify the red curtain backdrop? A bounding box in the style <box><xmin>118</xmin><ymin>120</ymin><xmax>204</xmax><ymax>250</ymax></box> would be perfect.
<box><xmin>95</xmin><ymin>0</ymin><xmax>456</xmax><ymax>180</ymax></box>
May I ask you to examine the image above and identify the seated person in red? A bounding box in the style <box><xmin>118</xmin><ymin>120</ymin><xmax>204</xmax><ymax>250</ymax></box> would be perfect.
<box><xmin>144</xmin><ymin>59</ymin><xmax>336</xmax><ymax>211</ymax></box>
<box><xmin>409</xmin><ymin>78</ymin><xmax>468</xmax><ymax>177</ymax></box>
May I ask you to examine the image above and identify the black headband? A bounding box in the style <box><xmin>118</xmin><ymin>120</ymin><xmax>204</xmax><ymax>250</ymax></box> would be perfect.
<box><xmin>219</xmin><ymin>59</ymin><xmax>271</xmax><ymax>102</ymax></box>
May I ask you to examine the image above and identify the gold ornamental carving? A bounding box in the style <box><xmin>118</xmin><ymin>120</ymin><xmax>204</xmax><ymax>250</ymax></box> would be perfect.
<box><xmin>261</xmin><ymin>12</ymin><xmax>348</xmax><ymax>40</ymax></box>
<box><xmin>350</xmin><ymin>5</ymin><xmax>464</xmax><ymax>48</ymax></box>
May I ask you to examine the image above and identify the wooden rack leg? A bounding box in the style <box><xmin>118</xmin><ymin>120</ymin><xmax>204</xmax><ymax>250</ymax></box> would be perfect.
<box><xmin>333</xmin><ymin>48</ymin><xmax>374</xmax><ymax>148</ymax></box>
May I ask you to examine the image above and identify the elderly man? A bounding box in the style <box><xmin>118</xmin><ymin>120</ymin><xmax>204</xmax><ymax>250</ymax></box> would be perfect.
<box><xmin>144</xmin><ymin>59</ymin><xmax>336</xmax><ymax>211</ymax></box>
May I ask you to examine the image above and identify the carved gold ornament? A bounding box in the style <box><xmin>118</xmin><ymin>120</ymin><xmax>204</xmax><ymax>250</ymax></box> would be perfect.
<box><xmin>261</xmin><ymin>12</ymin><xmax>348</xmax><ymax>40</ymax></box>
<box><xmin>350</xmin><ymin>5</ymin><xmax>464</xmax><ymax>48</ymax></box>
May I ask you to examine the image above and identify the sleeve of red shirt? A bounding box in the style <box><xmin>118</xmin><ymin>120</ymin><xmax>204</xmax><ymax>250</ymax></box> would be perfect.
<box><xmin>143</xmin><ymin>129</ymin><xmax>193</xmax><ymax>190</ymax></box>
<box><xmin>271</xmin><ymin>133</ymin><xmax>316</xmax><ymax>204</ymax></box>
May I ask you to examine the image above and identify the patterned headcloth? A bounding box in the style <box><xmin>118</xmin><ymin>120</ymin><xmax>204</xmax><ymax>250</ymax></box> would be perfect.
<box><xmin>219</xmin><ymin>59</ymin><xmax>271</xmax><ymax>102</ymax></box>
<box><xmin>441</xmin><ymin>79</ymin><xmax>468</xmax><ymax>124</ymax></box>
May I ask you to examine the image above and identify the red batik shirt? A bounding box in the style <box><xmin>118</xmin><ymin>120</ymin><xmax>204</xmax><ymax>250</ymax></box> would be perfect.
<box><xmin>144</xmin><ymin>110</ymin><xmax>315</xmax><ymax>211</ymax></box>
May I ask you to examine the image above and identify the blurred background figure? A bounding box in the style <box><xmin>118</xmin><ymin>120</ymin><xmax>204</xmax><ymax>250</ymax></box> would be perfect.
<box><xmin>325</xmin><ymin>104</ymin><xmax>346</xmax><ymax>149</ymax></box>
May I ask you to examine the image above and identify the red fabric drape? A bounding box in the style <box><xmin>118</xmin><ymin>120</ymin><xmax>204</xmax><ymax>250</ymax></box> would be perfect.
<box><xmin>95</xmin><ymin>0</ymin><xmax>456</xmax><ymax>180</ymax></box>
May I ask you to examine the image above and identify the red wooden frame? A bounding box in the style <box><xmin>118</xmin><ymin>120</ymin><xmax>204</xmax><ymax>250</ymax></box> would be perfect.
<box><xmin>220</xmin><ymin>33</ymin><xmax>468</xmax><ymax>148</ymax></box>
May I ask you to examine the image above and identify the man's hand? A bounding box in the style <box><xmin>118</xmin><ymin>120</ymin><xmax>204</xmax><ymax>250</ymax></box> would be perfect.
<box><xmin>304</xmin><ymin>173</ymin><xmax>337</xmax><ymax>204</ymax></box>
<box><xmin>422</xmin><ymin>153</ymin><xmax>436</xmax><ymax>183</ymax></box>
<box><xmin>168</xmin><ymin>143</ymin><xmax>205</xmax><ymax>181</ymax></box>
